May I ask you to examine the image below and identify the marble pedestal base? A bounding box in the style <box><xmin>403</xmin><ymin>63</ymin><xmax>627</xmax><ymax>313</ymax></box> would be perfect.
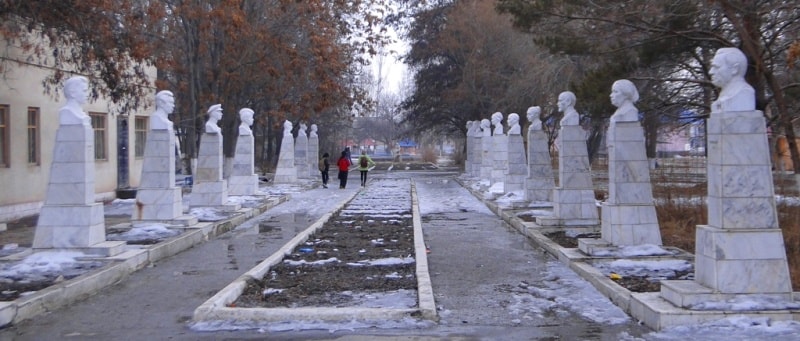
<box><xmin>539</xmin><ymin>187</ymin><xmax>598</xmax><ymax>226</ymax></box>
<box><xmin>578</xmin><ymin>203</ymin><xmax>662</xmax><ymax>255</ymax></box>
<box><xmin>228</xmin><ymin>175</ymin><xmax>259</xmax><ymax>196</ymax></box>
<box><xmin>662</xmin><ymin>225</ymin><xmax>792</xmax><ymax>305</ymax></box>
<box><xmin>190</xmin><ymin>180</ymin><xmax>239</xmax><ymax>211</ymax></box>
<box><xmin>34</xmin><ymin>203</ymin><xmax>105</xmax><ymax>248</ymax></box>
<box><xmin>133</xmin><ymin>188</ymin><xmax>183</xmax><ymax>221</ymax></box>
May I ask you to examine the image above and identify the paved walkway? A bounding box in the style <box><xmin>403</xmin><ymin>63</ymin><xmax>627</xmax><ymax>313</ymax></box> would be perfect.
<box><xmin>0</xmin><ymin>171</ymin><xmax>651</xmax><ymax>340</ymax></box>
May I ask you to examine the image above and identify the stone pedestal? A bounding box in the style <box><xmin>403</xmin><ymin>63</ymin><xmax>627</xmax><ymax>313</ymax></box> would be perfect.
<box><xmin>480</xmin><ymin>135</ymin><xmax>492</xmax><ymax>180</ymax></box>
<box><xmin>660</xmin><ymin>110</ymin><xmax>791</xmax><ymax>306</ymax></box>
<box><xmin>294</xmin><ymin>133</ymin><xmax>309</xmax><ymax>179</ymax></box>
<box><xmin>228</xmin><ymin>134</ymin><xmax>259</xmax><ymax>195</ymax></box>
<box><xmin>538</xmin><ymin>125</ymin><xmax>598</xmax><ymax>226</ymax></box>
<box><xmin>308</xmin><ymin>135</ymin><xmax>319</xmax><ymax>178</ymax></box>
<box><xmin>273</xmin><ymin>134</ymin><xmax>297</xmax><ymax>183</ymax></box>
<box><xmin>33</xmin><ymin>123</ymin><xmax>120</xmax><ymax>254</ymax></box>
<box><xmin>190</xmin><ymin>133</ymin><xmax>238</xmax><ymax>210</ymax></box>
<box><xmin>469</xmin><ymin>135</ymin><xmax>482</xmax><ymax>177</ymax></box>
<box><xmin>524</xmin><ymin>128</ymin><xmax>554</xmax><ymax>203</ymax></box>
<box><xmin>580</xmin><ymin>122</ymin><xmax>661</xmax><ymax>254</ymax></box>
<box><xmin>504</xmin><ymin>134</ymin><xmax>527</xmax><ymax>206</ymax></box>
<box><xmin>132</xmin><ymin>129</ymin><xmax>184</xmax><ymax>221</ymax></box>
<box><xmin>490</xmin><ymin>134</ymin><xmax>508</xmax><ymax>189</ymax></box>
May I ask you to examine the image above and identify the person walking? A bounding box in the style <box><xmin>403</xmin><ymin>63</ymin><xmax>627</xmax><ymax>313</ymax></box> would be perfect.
<box><xmin>318</xmin><ymin>152</ymin><xmax>330</xmax><ymax>188</ymax></box>
<box><xmin>337</xmin><ymin>151</ymin><xmax>352</xmax><ymax>189</ymax></box>
<box><xmin>357</xmin><ymin>150</ymin><xmax>376</xmax><ymax>187</ymax></box>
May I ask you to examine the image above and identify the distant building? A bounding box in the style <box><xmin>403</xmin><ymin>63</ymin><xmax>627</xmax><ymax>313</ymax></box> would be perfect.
<box><xmin>0</xmin><ymin>31</ymin><xmax>155</xmax><ymax>222</ymax></box>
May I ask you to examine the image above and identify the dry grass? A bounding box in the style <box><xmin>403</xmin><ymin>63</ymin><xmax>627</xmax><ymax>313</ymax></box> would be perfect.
<box><xmin>592</xmin><ymin>157</ymin><xmax>800</xmax><ymax>290</ymax></box>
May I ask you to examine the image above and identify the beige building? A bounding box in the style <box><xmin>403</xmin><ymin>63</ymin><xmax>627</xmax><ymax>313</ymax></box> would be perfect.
<box><xmin>0</xmin><ymin>35</ymin><xmax>155</xmax><ymax>223</ymax></box>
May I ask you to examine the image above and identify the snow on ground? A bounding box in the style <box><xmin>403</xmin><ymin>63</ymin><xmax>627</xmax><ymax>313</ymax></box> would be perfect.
<box><xmin>591</xmin><ymin>244</ymin><xmax>676</xmax><ymax>257</ymax></box>
<box><xmin>0</xmin><ymin>251</ymin><xmax>105</xmax><ymax>283</ymax></box>
<box><xmin>106</xmin><ymin>223</ymin><xmax>180</xmax><ymax>242</ymax></box>
<box><xmin>535</xmin><ymin>261</ymin><xmax>632</xmax><ymax>324</ymax></box>
<box><xmin>646</xmin><ymin>316</ymin><xmax>800</xmax><ymax>340</ymax></box>
<box><xmin>9</xmin><ymin>176</ymin><xmax>800</xmax><ymax>338</ymax></box>
<box><xmin>593</xmin><ymin>259</ymin><xmax>693</xmax><ymax>279</ymax></box>
<box><xmin>416</xmin><ymin>178</ymin><xmax>493</xmax><ymax>215</ymax></box>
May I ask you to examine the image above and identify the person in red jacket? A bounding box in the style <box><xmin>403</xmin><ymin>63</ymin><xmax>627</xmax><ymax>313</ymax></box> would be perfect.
<box><xmin>336</xmin><ymin>151</ymin><xmax>352</xmax><ymax>189</ymax></box>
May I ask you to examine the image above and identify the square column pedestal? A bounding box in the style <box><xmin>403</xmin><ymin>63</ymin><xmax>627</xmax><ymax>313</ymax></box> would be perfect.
<box><xmin>33</xmin><ymin>124</ymin><xmax>124</xmax><ymax>256</ymax></box>
<box><xmin>630</xmin><ymin>110</ymin><xmax>798</xmax><ymax>330</ymax></box>
<box><xmin>537</xmin><ymin>125</ymin><xmax>598</xmax><ymax>227</ymax></box>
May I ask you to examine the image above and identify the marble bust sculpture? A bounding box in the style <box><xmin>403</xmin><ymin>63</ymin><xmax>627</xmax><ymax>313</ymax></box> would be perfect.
<box><xmin>60</xmin><ymin>76</ymin><xmax>91</xmax><ymax>125</ymax></box>
<box><xmin>283</xmin><ymin>120</ymin><xmax>293</xmax><ymax>136</ymax></box>
<box><xmin>298</xmin><ymin>122</ymin><xmax>308</xmax><ymax>137</ymax></box>
<box><xmin>710</xmin><ymin>47</ymin><xmax>755</xmax><ymax>113</ymax></box>
<box><xmin>527</xmin><ymin>106</ymin><xmax>542</xmax><ymax>130</ymax></box>
<box><xmin>507</xmin><ymin>113</ymin><xmax>521</xmax><ymax>135</ymax></box>
<box><xmin>310</xmin><ymin>124</ymin><xmax>318</xmax><ymax>138</ymax></box>
<box><xmin>480</xmin><ymin>118</ymin><xmax>491</xmax><ymax>137</ymax></box>
<box><xmin>558</xmin><ymin>91</ymin><xmax>579</xmax><ymax>126</ymax></box>
<box><xmin>491</xmin><ymin>112</ymin><xmax>504</xmax><ymax>135</ymax></box>
<box><xmin>205</xmin><ymin>104</ymin><xmax>223</xmax><ymax>134</ymax></box>
<box><xmin>609</xmin><ymin>79</ymin><xmax>639</xmax><ymax>122</ymax></box>
<box><xmin>151</xmin><ymin>90</ymin><xmax>175</xmax><ymax>130</ymax></box>
<box><xmin>238</xmin><ymin>108</ymin><xmax>254</xmax><ymax>136</ymax></box>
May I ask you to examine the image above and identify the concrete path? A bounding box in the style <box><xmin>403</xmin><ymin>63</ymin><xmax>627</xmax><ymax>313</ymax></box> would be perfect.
<box><xmin>0</xmin><ymin>171</ymin><xmax>651</xmax><ymax>340</ymax></box>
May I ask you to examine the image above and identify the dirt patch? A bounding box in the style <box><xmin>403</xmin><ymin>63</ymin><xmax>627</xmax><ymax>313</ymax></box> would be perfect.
<box><xmin>544</xmin><ymin>231</ymin><xmax>600</xmax><ymax>248</ymax></box>
<box><xmin>235</xmin><ymin>179</ymin><xmax>417</xmax><ymax>308</ymax></box>
<box><xmin>611</xmin><ymin>270</ymin><xmax>693</xmax><ymax>292</ymax></box>
<box><xmin>236</xmin><ymin>215</ymin><xmax>416</xmax><ymax>308</ymax></box>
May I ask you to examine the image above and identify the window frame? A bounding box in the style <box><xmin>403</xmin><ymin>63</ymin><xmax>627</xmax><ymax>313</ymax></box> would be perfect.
<box><xmin>134</xmin><ymin>116</ymin><xmax>147</xmax><ymax>158</ymax></box>
<box><xmin>27</xmin><ymin>107</ymin><xmax>40</xmax><ymax>166</ymax></box>
<box><xmin>89</xmin><ymin>112</ymin><xmax>108</xmax><ymax>161</ymax></box>
<box><xmin>0</xmin><ymin>105</ymin><xmax>9</xmax><ymax>167</ymax></box>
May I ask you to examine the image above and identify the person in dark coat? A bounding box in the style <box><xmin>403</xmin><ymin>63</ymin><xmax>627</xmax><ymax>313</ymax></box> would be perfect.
<box><xmin>336</xmin><ymin>151</ymin><xmax>352</xmax><ymax>189</ymax></box>
<box><xmin>319</xmin><ymin>152</ymin><xmax>330</xmax><ymax>188</ymax></box>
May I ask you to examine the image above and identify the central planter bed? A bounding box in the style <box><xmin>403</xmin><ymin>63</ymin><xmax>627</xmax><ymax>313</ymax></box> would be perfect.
<box><xmin>192</xmin><ymin>179</ymin><xmax>436</xmax><ymax>327</ymax></box>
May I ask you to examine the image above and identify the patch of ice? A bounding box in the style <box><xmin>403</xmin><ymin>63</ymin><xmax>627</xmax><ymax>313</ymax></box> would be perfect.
<box><xmin>107</xmin><ymin>223</ymin><xmax>180</xmax><ymax>242</ymax></box>
<box><xmin>689</xmin><ymin>295</ymin><xmax>800</xmax><ymax>311</ymax></box>
<box><xmin>189</xmin><ymin>207</ymin><xmax>229</xmax><ymax>221</ymax></box>
<box><xmin>348</xmin><ymin>257</ymin><xmax>415</xmax><ymax>266</ymax></box>
<box><xmin>592</xmin><ymin>244</ymin><xmax>674</xmax><ymax>257</ymax></box>
<box><xmin>594</xmin><ymin>259</ymin><xmax>692</xmax><ymax>279</ymax></box>
<box><xmin>648</xmin><ymin>316</ymin><xmax>800</xmax><ymax>340</ymax></box>
<box><xmin>283</xmin><ymin>257</ymin><xmax>339</xmax><ymax>266</ymax></box>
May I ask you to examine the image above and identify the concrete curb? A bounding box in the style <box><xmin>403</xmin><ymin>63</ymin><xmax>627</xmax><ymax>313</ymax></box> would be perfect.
<box><xmin>193</xmin><ymin>180</ymin><xmax>438</xmax><ymax>324</ymax></box>
<box><xmin>0</xmin><ymin>193</ymin><xmax>291</xmax><ymax>328</ymax></box>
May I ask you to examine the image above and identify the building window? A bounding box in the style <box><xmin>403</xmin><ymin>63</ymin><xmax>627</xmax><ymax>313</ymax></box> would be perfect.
<box><xmin>134</xmin><ymin>116</ymin><xmax>147</xmax><ymax>157</ymax></box>
<box><xmin>89</xmin><ymin>112</ymin><xmax>107</xmax><ymax>160</ymax></box>
<box><xmin>0</xmin><ymin>105</ymin><xmax>8</xmax><ymax>167</ymax></box>
<box><xmin>27</xmin><ymin>107</ymin><xmax>40</xmax><ymax>165</ymax></box>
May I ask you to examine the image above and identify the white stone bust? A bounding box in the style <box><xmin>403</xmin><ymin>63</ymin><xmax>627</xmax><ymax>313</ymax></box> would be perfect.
<box><xmin>609</xmin><ymin>79</ymin><xmax>639</xmax><ymax>123</ymax></box>
<box><xmin>480</xmin><ymin>119</ymin><xmax>491</xmax><ymax>137</ymax></box>
<box><xmin>310</xmin><ymin>124</ymin><xmax>318</xmax><ymax>138</ymax></box>
<box><xmin>205</xmin><ymin>104</ymin><xmax>222</xmax><ymax>134</ymax></box>
<box><xmin>558</xmin><ymin>91</ymin><xmax>579</xmax><ymax>126</ymax></box>
<box><xmin>283</xmin><ymin>120</ymin><xmax>293</xmax><ymax>137</ymax></box>
<box><xmin>151</xmin><ymin>90</ymin><xmax>175</xmax><ymax>130</ymax></box>
<box><xmin>710</xmin><ymin>47</ymin><xmax>755</xmax><ymax>113</ymax></box>
<box><xmin>507</xmin><ymin>113</ymin><xmax>521</xmax><ymax>135</ymax></box>
<box><xmin>491</xmin><ymin>112</ymin><xmax>504</xmax><ymax>135</ymax></box>
<box><xmin>527</xmin><ymin>106</ymin><xmax>542</xmax><ymax>131</ymax></box>
<box><xmin>298</xmin><ymin>122</ymin><xmax>308</xmax><ymax>137</ymax></box>
<box><xmin>59</xmin><ymin>76</ymin><xmax>91</xmax><ymax>125</ymax></box>
<box><xmin>467</xmin><ymin>121</ymin><xmax>481</xmax><ymax>137</ymax></box>
<box><xmin>238</xmin><ymin>108</ymin><xmax>254</xmax><ymax>136</ymax></box>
